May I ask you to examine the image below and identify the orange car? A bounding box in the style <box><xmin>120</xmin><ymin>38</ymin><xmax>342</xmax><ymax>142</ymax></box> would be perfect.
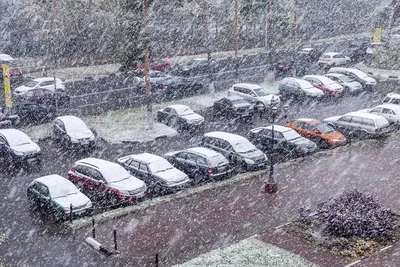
<box><xmin>285</xmin><ymin>118</ymin><xmax>347</xmax><ymax>148</ymax></box>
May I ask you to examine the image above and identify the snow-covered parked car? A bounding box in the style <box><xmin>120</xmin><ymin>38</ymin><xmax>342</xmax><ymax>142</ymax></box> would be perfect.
<box><xmin>228</xmin><ymin>83</ymin><xmax>281</xmax><ymax>111</ymax></box>
<box><xmin>14</xmin><ymin>77</ymin><xmax>65</xmax><ymax>96</ymax></box>
<box><xmin>68</xmin><ymin>158</ymin><xmax>147</xmax><ymax>204</ymax></box>
<box><xmin>52</xmin><ymin>115</ymin><xmax>96</xmax><ymax>149</ymax></box>
<box><xmin>323</xmin><ymin>111</ymin><xmax>392</xmax><ymax>137</ymax></box>
<box><xmin>318</xmin><ymin>52</ymin><xmax>351</xmax><ymax>67</ymax></box>
<box><xmin>117</xmin><ymin>153</ymin><xmax>191</xmax><ymax>194</ymax></box>
<box><xmin>303</xmin><ymin>75</ymin><xmax>344</xmax><ymax>97</ymax></box>
<box><xmin>27</xmin><ymin>174</ymin><xmax>93</xmax><ymax>221</ymax></box>
<box><xmin>278</xmin><ymin>77</ymin><xmax>324</xmax><ymax>98</ymax></box>
<box><xmin>0</xmin><ymin>129</ymin><xmax>41</xmax><ymax>168</ymax></box>
<box><xmin>324</xmin><ymin>73</ymin><xmax>363</xmax><ymax>94</ymax></box>
<box><xmin>382</xmin><ymin>93</ymin><xmax>400</xmax><ymax>105</ymax></box>
<box><xmin>359</xmin><ymin>104</ymin><xmax>400</xmax><ymax>124</ymax></box>
<box><xmin>157</xmin><ymin>104</ymin><xmax>204</xmax><ymax>132</ymax></box>
<box><xmin>327</xmin><ymin>67</ymin><xmax>377</xmax><ymax>90</ymax></box>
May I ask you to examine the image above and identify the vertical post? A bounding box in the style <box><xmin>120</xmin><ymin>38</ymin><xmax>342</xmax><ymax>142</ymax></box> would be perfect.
<box><xmin>155</xmin><ymin>253</ymin><xmax>159</xmax><ymax>267</ymax></box>
<box><xmin>266</xmin><ymin>0</ymin><xmax>274</xmax><ymax>50</ymax></box>
<box><xmin>69</xmin><ymin>203</ymin><xmax>73</xmax><ymax>223</ymax></box>
<box><xmin>204</xmin><ymin>0</ymin><xmax>214</xmax><ymax>95</ymax></box>
<box><xmin>143</xmin><ymin>0</ymin><xmax>153</xmax><ymax>130</ymax></box>
<box><xmin>113</xmin><ymin>229</ymin><xmax>118</xmax><ymax>251</ymax></box>
<box><xmin>92</xmin><ymin>217</ymin><xmax>96</xmax><ymax>238</ymax></box>
<box><xmin>50</xmin><ymin>0</ymin><xmax>58</xmax><ymax>115</ymax></box>
<box><xmin>234</xmin><ymin>0</ymin><xmax>239</xmax><ymax>80</ymax></box>
<box><xmin>269</xmin><ymin>113</ymin><xmax>275</xmax><ymax>183</ymax></box>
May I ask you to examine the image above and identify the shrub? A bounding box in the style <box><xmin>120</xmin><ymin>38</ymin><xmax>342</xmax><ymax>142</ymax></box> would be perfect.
<box><xmin>317</xmin><ymin>190</ymin><xmax>395</xmax><ymax>239</ymax></box>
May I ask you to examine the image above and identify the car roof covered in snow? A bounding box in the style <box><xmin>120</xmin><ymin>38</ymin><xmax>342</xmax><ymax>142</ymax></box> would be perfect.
<box><xmin>0</xmin><ymin>128</ymin><xmax>31</xmax><ymax>142</ymax></box>
<box><xmin>376</xmin><ymin>104</ymin><xmax>400</xmax><ymax>112</ymax></box>
<box><xmin>232</xmin><ymin>83</ymin><xmax>263</xmax><ymax>90</ymax></box>
<box><xmin>321</xmin><ymin>52</ymin><xmax>342</xmax><ymax>56</ymax></box>
<box><xmin>304</xmin><ymin>75</ymin><xmax>335</xmax><ymax>84</ymax></box>
<box><xmin>345</xmin><ymin>111</ymin><xmax>387</xmax><ymax>120</ymax></box>
<box><xmin>35</xmin><ymin>174</ymin><xmax>72</xmax><ymax>188</ymax></box>
<box><xmin>187</xmin><ymin>147</ymin><xmax>223</xmax><ymax>158</ymax></box>
<box><xmin>121</xmin><ymin>153</ymin><xmax>166</xmax><ymax>164</ymax></box>
<box><xmin>76</xmin><ymin>158</ymin><xmax>130</xmax><ymax>175</ymax></box>
<box><xmin>167</xmin><ymin>104</ymin><xmax>193</xmax><ymax>113</ymax></box>
<box><xmin>204</xmin><ymin>131</ymin><xmax>250</xmax><ymax>144</ymax></box>
<box><xmin>264</xmin><ymin>125</ymin><xmax>295</xmax><ymax>133</ymax></box>
<box><xmin>0</xmin><ymin>54</ymin><xmax>14</xmax><ymax>61</ymax></box>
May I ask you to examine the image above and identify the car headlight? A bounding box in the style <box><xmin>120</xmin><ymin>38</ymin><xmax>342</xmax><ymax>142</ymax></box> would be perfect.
<box><xmin>85</xmin><ymin>201</ymin><xmax>93</xmax><ymax>208</ymax></box>
<box><xmin>244</xmin><ymin>158</ymin><xmax>255</xmax><ymax>164</ymax></box>
<box><xmin>118</xmin><ymin>189</ymin><xmax>130</xmax><ymax>196</ymax></box>
<box><xmin>89</xmin><ymin>134</ymin><xmax>95</xmax><ymax>140</ymax></box>
<box><xmin>14</xmin><ymin>150</ymin><xmax>24</xmax><ymax>156</ymax></box>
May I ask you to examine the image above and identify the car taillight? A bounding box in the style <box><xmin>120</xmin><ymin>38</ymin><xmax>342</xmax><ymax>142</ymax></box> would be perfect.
<box><xmin>285</xmin><ymin>63</ymin><xmax>290</xmax><ymax>68</ymax></box>
<box><xmin>163</xmin><ymin>85</ymin><xmax>168</xmax><ymax>89</ymax></box>
<box><xmin>207</xmin><ymin>167</ymin><xmax>213</xmax><ymax>175</ymax></box>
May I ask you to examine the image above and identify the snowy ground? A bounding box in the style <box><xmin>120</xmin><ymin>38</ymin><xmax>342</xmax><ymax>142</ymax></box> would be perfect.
<box><xmin>173</xmin><ymin>238</ymin><xmax>318</xmax><ymax>267</ymax></box>
<box><xmin>20</xmin><ymin>81</ymin><xmax>280</xmax><ymax>143</ymax></box>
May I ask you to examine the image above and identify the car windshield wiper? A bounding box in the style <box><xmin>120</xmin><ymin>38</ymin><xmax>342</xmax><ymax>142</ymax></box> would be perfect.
<box><xmin>155</xmin><ymin>168</ymin><xmax>174</xmax><ymax>173</ymax></box>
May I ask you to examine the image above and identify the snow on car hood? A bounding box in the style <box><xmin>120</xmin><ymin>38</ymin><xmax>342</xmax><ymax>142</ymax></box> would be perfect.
<box><xmin>155</xmin><ymin>168</ymin><xmax>189</xmax><ymax>184</ymax></box>
<box><xmin>54</xmin><ymin>192</ymin><xmax>91</xmax><ymax>209</ymax></box>
<box><xmin>258</xmin><ymin>95</ymin><xmax>281</xmax><ymax>104</ymax></box>
<box><xmin>109</xmin><ymin>176</ymin><xmax>145</xmax><ymax>191</ymax></box>
<box><xmin>14</xmin><ymin>86</ymin><xmax>32</xmax><ymax>94</ymax></box>
<box><xmin>364</xmin><ymin>76</ymin><xmax>377</xmax><ymax>84</ymax></box>
<box><xmin>303</xmin><ymin>87</ymin><xmax>324</xmax><ymax>95</ymax></box>
<box><xmin>239</xmin><ymin>148</ymin><xmax>265</xmax><ymax>159</ymax></box>
<box><xmin>181</xmin><ymin>113</ymin><xmax>204</xmax><ymax>123</ymax></box>
<box><xmin>292</xmin><ymin>137</ymin><xmax>316</xmax><ymax>148</ymax></box>
<box><xmin>12</xmin><ymin>142</ymin><xmax>40</xmax><ymax>154</ymax></box>
<box><xmin>68</xmin><ymin>130</ymin><xmax>93</xmax><ymax>140</ymax></box>
<box><xmin>326</xmin><ymin>83</ymin><xmax>343</xmax><ymax>91</ymax></box>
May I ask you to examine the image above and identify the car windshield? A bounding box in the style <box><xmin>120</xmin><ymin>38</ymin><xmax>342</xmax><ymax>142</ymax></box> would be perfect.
<box><xmin>148</xmin><ymin>159</ymin><xmax>174</xmax><ymax>173</ymax></box>
<box><xmin>25</xmin><ymin>81</ymin><xmax>39</xmax><ymax>87</ymax></box>
<box><xmin>315</xmin><ymin>123</ymin><xmax>335</xmax><ymax>133</ymax></box>
<box><xmin>253</xmin><ymin>88</ymin><xmax>268</xmax><ymax>97</ymax></box>
<box><xmin>64</xmin><ymin>118</ymin><xmax>90</xmax><ymax>133</ymax></box>
<box><xmin>234</xmin><ymin>140</ymin><xmax>258</xmax><ymax>153</ymax></box>
<box><xmin>231</xmin><ymin>98</ymin><xmax>248</xmax><ymax>105</ymax></box>
<box><xmin>339</xmin><ymin>75</ymin><xmax>355</xmax><ymax>82</ymax></box>
<box><xmin>350</xmin><ymin>69</ymin><xmax>368</xmax><ymax>79</ymax></box>
<box><xmin>282</xmin><ymin>130</ymin><xmax>301</xmax><ymax>140</ymax></box>
<box><xmin>103</xmin><ymin>164</ymin><xmax>132</xmax><ymax>183</ymax></box>
<box><xmin>50</xmin><ymin>181</ymin><xmax>80</xmax><ymax>198</ymax></box>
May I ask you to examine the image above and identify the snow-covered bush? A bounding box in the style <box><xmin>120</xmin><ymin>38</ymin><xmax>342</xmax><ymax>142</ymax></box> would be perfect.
<box><xmin>317</xmin><ymin>190</ymin><xmax>395</xmax><ymax>239</ymax></box>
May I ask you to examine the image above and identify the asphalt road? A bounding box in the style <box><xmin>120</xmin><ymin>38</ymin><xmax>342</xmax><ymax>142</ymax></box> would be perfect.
<box><xmin>0</xmin><ymin>82</ymin><xmax>392</xmax><ymax>266</ymax></box>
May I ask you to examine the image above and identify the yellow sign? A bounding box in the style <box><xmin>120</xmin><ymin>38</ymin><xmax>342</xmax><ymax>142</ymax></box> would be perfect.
<box><xmin>373</xmin><ymin>27</ymin><xmax>382</xmax><ymax>43</ymax></box>
<box><xmin>288</xmin><ymin>11</ymin><xmax>295</xmax><ymax>24</ymax></box>
<box><xmin>2</xmin><ymin>64</ymin><xmax>13</xmax><ymax>108</ymax></box>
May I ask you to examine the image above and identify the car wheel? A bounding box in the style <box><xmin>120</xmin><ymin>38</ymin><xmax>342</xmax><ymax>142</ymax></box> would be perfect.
<box><xmin>255</xmin><ymin>102</ymin><xmax>265</xmax><ymax>113</ymax></box>
<box><xmin>318</xmin><ymin>139</ymin><xmax>330</xmax><ymax>149</ymax></box>
<box><xmin>192</xmin><ymin>172</ymin><xmax>204</xmax><ymax>186</ymax></box>
<box><xmin>238</xmin><ymin>161</ymin><xmax>247</xmax><ymax>173</ymax></box>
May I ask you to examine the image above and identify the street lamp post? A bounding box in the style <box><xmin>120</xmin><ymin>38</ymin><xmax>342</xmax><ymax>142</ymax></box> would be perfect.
<box><xmin>265</xmin><ymin>106</ymin><xmax>278</xmax><ymax>194</ymax></box>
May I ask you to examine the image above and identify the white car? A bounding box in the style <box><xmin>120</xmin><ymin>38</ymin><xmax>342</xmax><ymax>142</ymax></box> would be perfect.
<box><xmin>27</xmin><ymin>174</ymin><xmax>93</xmax><ymax>220</ymax></box>
<box><xmin>303</xmin><ymin>75</ymin><xmax>344</xmax><ymax>97</ymax></box>
<box><xmin>52</xmin><ymin>116</ymin><xmax>96</xmax><ymax>148</ymax></box>
<box><xmin>327</xmin><ymin>67</ymin><xmax>377</xmax><ymax>89</ymax></box>
<box><xmin>324</xmin><ymin>73</ymin><xmax>363</xmax><ymax>94</ymax></box>
<box><xmin>318</xmin><ymin>52</ymin><xmax>351</xmax><ymax>67</ymax></box>
<box><xmin>228</xmin><ymin>83</ymin><xmax>280</xmax><ymax>110</ymax></box>
<box><xmin>14</xmin><ymin>77</ymin><xmax>65</xmax><ymax>96</ymax></box>
<box><xmin>359</xmin><ymin>104</ymin><xmax>400</xmax><ymax>124</ymax></box>
<box><xmin>0</xmin><ymin>129</ymin><xmax>41</xmax><ymax>166</ymax></box>
<box><xmin>382</xmin><ymin>93</ymin><xmax>400</xmax><ymax>105</ymax></box>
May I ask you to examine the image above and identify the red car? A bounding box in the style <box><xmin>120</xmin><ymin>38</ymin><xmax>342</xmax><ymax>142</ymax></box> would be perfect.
<box><xmin>137</xmin><ymin>59</ymin><xmax>172</xmax><ymax>72</ymax></box>
<box><xmin>303</xmin><ymin>75</ymin><xmax>344</xmax><ymax>97</ymax></box>
<box><xmin>68</xmin><ymin>158</ymin><xmax>147</xmax><ymax>204</ymax></box>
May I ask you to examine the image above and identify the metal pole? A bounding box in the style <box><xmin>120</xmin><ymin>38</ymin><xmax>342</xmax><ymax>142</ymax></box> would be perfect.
<box><xmin>113</xmin><ymin>229</ymin><xmax>118</xmax><ymax>251</ymax></box>
<box><xmin>69</xmin><ymin>203</ymin><xmax>73</xmax><ymax>223</ymax></box>
<box><xmin>234</xmin><ymin>0</ymin><xmax>239</xmax><ymax>80</ymax></box>
<box><xmin>143</xmin><ymin>0</ymin><xmax>153</xmax><ymax>130</ymax></box>
<box><xmin>155</xmin><ymin>253</ymin><xmax>159</xmax><ymax>267</ymax></box>
<box><xmin>269</xmin><ymin>112</ymin><xmax>275</xmax><ymax>183</ymax></box>
<box><xmin>266</xmin><ymin>0</ymin><xmax>274</xmax><ymax>50</ymax></box>
<box><xmin>92</xmin><ymin>217</ymin><xmax>96</xmax><ymax>238</ymax></box>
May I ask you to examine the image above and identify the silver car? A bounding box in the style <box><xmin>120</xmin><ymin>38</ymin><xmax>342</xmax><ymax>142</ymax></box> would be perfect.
<box><xmin>359</xmin><ymin>104</ymin><xmax>400</xmax><ymax>124</ymax></box>
<box><xmin>324</xmin><ymin>111</ymin><xmax>392</xmax><ymax>137</ymax></box>
<box><xmin>324</xmin><ymin>73</ymin><xmax>363</xmax><ymax>94</ymax></box>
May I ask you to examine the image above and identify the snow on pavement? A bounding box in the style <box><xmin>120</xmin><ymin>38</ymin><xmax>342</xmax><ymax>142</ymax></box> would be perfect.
<box><xmin>173</xmin><ymin>238</ymin><xmax>318</xmax><ymax>267</ymax></box>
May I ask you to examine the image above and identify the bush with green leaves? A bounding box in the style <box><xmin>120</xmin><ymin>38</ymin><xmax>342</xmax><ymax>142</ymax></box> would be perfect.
<box><xmin>317</xmin><ymin>190</ymin><xmax>395</xmax><ymax>239</ymax></box>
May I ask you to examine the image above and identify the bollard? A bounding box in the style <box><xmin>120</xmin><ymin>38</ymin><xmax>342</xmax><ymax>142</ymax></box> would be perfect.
<box><xmin>155</xmin><ymin>253</ymin><xmax>159</xmax><ymax>267</ymax></box>
<box><xmin>69</xmin><ymin>203</ymin><xmax>73</xmax><ymax>223</ymax></box>
<box><xmin>92</xmin><ymin>217</ymin><xmax>96</xmax><ymax>239</ymax></box>
<box><xmin>113</xmin><ymin>229</ymin><xmax>118</xmax><ymax>251</ymax></box>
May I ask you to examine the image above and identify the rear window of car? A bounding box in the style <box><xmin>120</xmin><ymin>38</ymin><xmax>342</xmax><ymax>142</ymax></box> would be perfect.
<box><xmin>209</xmin><ymin>154</ymin><xmax>229</xmax><ymax>167</ymax></box>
